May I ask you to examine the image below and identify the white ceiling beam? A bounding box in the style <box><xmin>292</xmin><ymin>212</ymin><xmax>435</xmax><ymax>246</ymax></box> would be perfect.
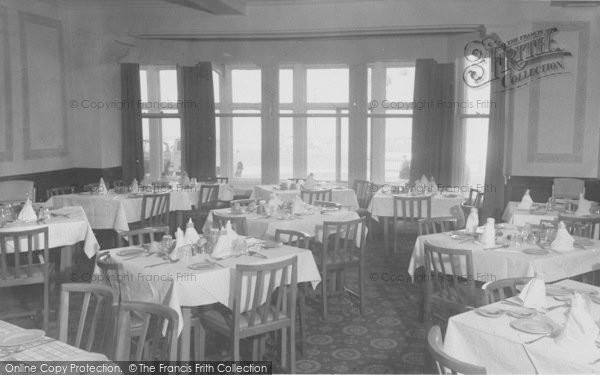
<box><xmin>161</xmin><ymin>0</ymin><xmax>246</xmax><ymax>14</ymax></box>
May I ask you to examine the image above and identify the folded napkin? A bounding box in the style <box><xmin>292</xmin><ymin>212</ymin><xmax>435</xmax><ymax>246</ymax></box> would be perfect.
<box><xmin>98</xmin><ymin>177</ymin><xmax>108</xmax><ymax>195</ymax></box>
<box><xmin>554</xmin><ymin>293</ymin><xmax>599</xmax><ymax>360</ymax></box>
<box><xmin>170</xmin><ymin>228</ymin><xmax>187</xmax><ymax>259</ymax></box>
<box><xmin>551</xmin><ymin>221</ymin><xmax>575</xmax><ymax>252</ymax></box>
<box><xmin>293</xmin><ymin>195</ymin><xmax>306</xmax><ymax>215</ymax></box>
<box><xmin>465</xmin><ymin>207</ymin><xmax>479</xmax><ymax>234</ymax></box>
<box><xmin>518</xmin><ymin>274</ymin><xmax>546</xmax><ymax>309</ymax></box>
<box><xmin>429</xmin><ymin>176</ymin><xmax>438</xmax><ymax>194</ymax></box>
<box><xmin>575</xmin><ymin>193</ymin><xmax>592</xmax><ymax>216</ymax></box>
<box><xmin>130</xmin><ymin>178</ymin><xmax>139</xmax><ymax>193</ymax></box>
<box><xmin>17</xmin><ymin>198</ymin><xmax>38</xmax><ymax>222</ymax></box>
<box><xmin>212</xmin><ymin>221</ymin><xmax>246</xmax><ymax>259</ymax></box>
<box><xmin>268</xmin><ymin>193</ymin><xmax>283</xmax><ymax>213</ymax></box>
<box><xmin>184</xmin><ymin>218</ymin><xmax>200</xmax><ymax>244</ymax></box>
<box><xmin>481</xmin><ymin>217</ymin><xmax>496</xmax><ymax>248</ymax></box>
<box><xmin>420</xmin><ymin>174</ymin><xmax>429</xmax><ymax>185</ymax></box>
<box><xmin>303</xmin><ymin>173</ymin><xmax>317</xmax><ymax>189</ymax></box>
<box><xmin>180</xmin><ymin>171</ymin><xmax>191</xmax><ymax>186</ymax></box>
<box><xmin>517</xmin><ymin>189</ymin><xmax>534</xmax><ymax>209</ymax></box>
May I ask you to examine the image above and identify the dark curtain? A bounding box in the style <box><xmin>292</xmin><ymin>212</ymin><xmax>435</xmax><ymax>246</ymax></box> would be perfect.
<box><xmin>409</xmin><ymin>59</ymin><xmax>455</xmax><ymax>186</ymax></box>
<box><xmin>179</xmin><ymin>63</ymin><xmax>216</xmax><ymax>181</ymax></box>
<box><xmin>121</xmin><ymin>63</ymin><xmax>144</xmax><ymax>183</ymax></box>
<box><xmin>482</xmin><ymin>64</ymin><xmax>507</xmax><ymax>220</ymax></box>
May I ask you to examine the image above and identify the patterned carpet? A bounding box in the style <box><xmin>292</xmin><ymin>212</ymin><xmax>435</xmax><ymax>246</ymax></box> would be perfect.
<box><xmin>4</xmin><ymin>232</ymin><xmax>441</xmax><ymax>374</ymax></box>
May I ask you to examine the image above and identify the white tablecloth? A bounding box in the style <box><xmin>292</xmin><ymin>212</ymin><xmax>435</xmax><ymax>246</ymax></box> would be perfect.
<box><xmin>369</xmin><ymin>192</ymin><xmax>465</xmax><ymax>226</ymax></box>
<box><xmin>0</xmin><ymin>206</ymin><xmax>99</xmax><ymax>258</ymax></box>
<box><xmin>97</xmin><ymin>245</ymin><xmax>321</xmax><ymax>333</ymax></box>
<box><xmin>252</xmin><ymin>185</ymin><xmax>359</xmax><ymax>210</ymax></box>
<box><xmin>409</xmin><ymin>225</ymin><xmax>600</xmax><ymax>282</ymax></box>
<box><xmin>203</xmin><ymin>208</ymin><xmax>361</xmax><ymax>240</ymax></box>
<box><xmin>0</xmin><ymin>320</ymin><xmax>109</xmax><ymax>361</ymax></box>
<box><xmin>444</xmin><ymin>279</ymin><xmax>600</xmax><ymax>374</ymax></box>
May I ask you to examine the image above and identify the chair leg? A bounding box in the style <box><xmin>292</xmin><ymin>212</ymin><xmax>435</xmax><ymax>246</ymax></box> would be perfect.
<box><xmin>232</xmin><ymin>334</ymin><xmax>240</xmax><ymax>361</ymax></box>
<box><xmin>192</xmin><ymin>319</ymin><xmax>205</xmax><ymax>360</ymax></box>
<box><xmin>321</xmin><ymin>270</ymin><xmax>328</xmax><ymax>320</ymax></box>
<box><xmin>281</xmin><ymin>327</ymin><xmax>287</xmax><ymax>373</ymax></box>
<box><xmin>298</xmin><ymin>287</ymin><xmax>307</xmax><ymax>355</ymax></box>
<box><xmin>359</xmin><ymin>261</ymin><xmax>365</xmax><ymax>315</ymax></box>
<box><xmin>289</xmin><ymin>326</ymin><xmax>296</xmax><ymax>374</ymax></box>
<box><xmin>252</xmin><ymin>338</ymin><xmax>260</xmax><ymax>361</ymax></box>
<box><xmin>43</xmin><ymin>279</ymin><xmax>49</xmax><ymax>332</ymax></box>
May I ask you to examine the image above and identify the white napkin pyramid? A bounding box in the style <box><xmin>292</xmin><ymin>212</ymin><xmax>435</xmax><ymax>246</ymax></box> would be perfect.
<box><xmin>17</xmin><ymin>198</ymin><xmax>38</xmax><ymax>222</ymax></box>
<box><xmin>554</xmin><ymin>294</ymin><xmax>600</xmax><ymax>359</ymax></box>
<box><xmin>575</xmin><ymin>193</ymin><xmax>592</xmax><ymax>216</ymax></box>
<box><xmin>465</xmin><ymin>207</ymin><xmax>479</xmax><ymax>234</ymax></box>
<box><xmin>551</xmin><ymin>221</ymin><xmax>575</xmax><ymax>252</ymax></box>
<box><xmin>518</xmin><ymin>273</ymin><xmax>546</xmax><ymax>309</ymax></box>
<box><xmin>98</xmin><ymin>178</ymin><xmax>108</xmax><ymax>195</ymax></box>
<box><xmin>130</xmin><ymin>178</ymin><xmax>139</xmax><ymax>193</ymax></box>
<box><xmin>303</xmin><ymin>173</ymin><xmax>317</xmax><ymax>189</ymax></box>
<box><xmin>184</xmin><ymin>219</ymin><xmax>200</xmax><ymax>244</ymax></box>
<box><xmin>219</xmin><ymin>184</ymin><xmax>234</xmax><ymax>201</ymax></box>
<box><xmin>293</xmin><ymin>195</ymin><xmax>306</xmax><ymax>215</ymax></box>
<box><xmin>212</xmin><ymin>221</ymin><xmax>244</xmax><ymax>259</ymax></box>
<box><xmin>169</xmin><ymin>228</ymin><xmax>189</xmax><ymax>261</ymax></box>
<box><xmin>517</xmin><ymin>189</ymin><xmax>534</xmax><ymax>209</ymax></box>
<box><xmin>420</xmin><ymin>175</ymin><xmax>429</xmax><ymax>185</ymax></box>
<box><xmin>268</xmin><ymin>193</ymin><xmax>283</xmax><ymax>213</ymax></box>
<box><xmin>481</xmin><ymin>217</ymin><xmax>496</xmax><ymax>248</ymax></box>
<box><xmin>429</xmin><ymin>176</ymin><xmax>438</xmax><ymax>194</ymax></box>
<box><xmin>180</xmin><ymin>171</ymin><xmax>191</xmax><ymax>186</ymax></box>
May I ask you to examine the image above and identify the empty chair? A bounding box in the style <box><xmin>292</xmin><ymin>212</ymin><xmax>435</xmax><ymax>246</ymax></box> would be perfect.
<box><xmin>212</xmin><ymin>212</ymin><xmax>248</xmax><ymax>236</ymax></box>
<box><xmin>553</xmin><ymin>178</ymin><xmax>584</xmax><ymax>200</ymax></box>
<box><xmin>114</xmin><ymin>302</ymin><xmax>179</xmax><ymax>361</ymax></box>
<box><xmin>353</xmin><ymin>180</ymin><xmax>376</xmax><ymax>212</ymax></box>
<box><xmin>482</xmin><ymin>277</ymin><xmax>532</xmax><ymax>304</ymax></box>
<box><xmin>300</xmin><ymin>189</ymin><xmax>333</xmax><ymax>205</ymax></box>
<box><xmin>393</xmin><ymin>195</ymin><xmax>432</xmax><ymax>254</ymax></box>
<box><xmin>46</xmin><ymin>186</ymin><xmax>76</xmax><ymax>200</ymax></box>
<box><xmin>131</xmin><ymin>193</ymin><xmax>170</xmax><ymax>228</ymax></box>
<box><xmin>199</xmin><ymin>256</ymin><xmax>298</xmax><ymax>372</ymax></box>
<box><xmin>0</xmin><ymin>180</ymin><xmax>35</xmax><ymax>204</ymax></box>
<box><xmin>117</xmin><ymin>226</ymin><xmax>170</xmax><ymax>247</ymax></box>
<box><xmin>314</xmin><ymin>217</ymin><xmax>366</xmax><ymax>319</ymax></box>
<box><xmin>313</xmin><ymin>200</ymin><xmax>342</xmax><ymax>210</ymax></box>
<box><xmin>427</xmin><ymin>325</ymin><xmax>487</xmax><ymax>375</ymax></box>
<box><xmin>422</xmin><ymin>241</ymin><xmax>483</xmax><ymax>322</ymax></box>
<box><xmin>59</xmin><ymin>283</ymin><xmax>117</xmax><ymax>356</ymax></box>
<box><xmin>418</xmin><ymin>217</ymin><xmax>458</xmax><ymax>236</ymax></box>
<box><xmin>0</xmin><ymin>227</ymin><xmax>52</xmax><ymax>330</ymax></box>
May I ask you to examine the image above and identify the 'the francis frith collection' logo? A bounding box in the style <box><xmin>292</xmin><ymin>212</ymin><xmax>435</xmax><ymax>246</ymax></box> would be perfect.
<box><xmin>463</xmin><ymin>27</ymin><xmax>572</xmax><ymax>90</ymax></box>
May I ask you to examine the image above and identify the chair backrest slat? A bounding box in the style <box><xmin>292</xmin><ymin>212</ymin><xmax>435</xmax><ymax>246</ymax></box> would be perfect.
<box><xmin>300</xmin><ymin>189</ymin><xmax>333</xmax><ymax>205</ymax></box>
<box><xmin>212</xmin><ymin>212</ymin><xmax>248</xmax><ymax>236</ymax></box>
<box><xmin>393</xmin><ymin>195</ymin><xmax>432</xmax><ymax>224</ymax></box>
<box><xmin>322</xmin><ymin>217</ymin><xmax>366</xmax><ymax>266</ymax></box>
<box><xmin>274</xmin><ymin>229</ymin><xmax>311</xmax><ymax>249</ymax></box>
<box><xmin>141</xmin><ymin>193</ymin><xmax>170</xmax><ymax>227</ymax></box>
<box><xmin>199</xmin><ymin>184</ymin><xmax>220</xmax><ymax>209</ymax></box>
<box><xmin>0</xmin><ymin>227</ymin><xmax>49</xmax><ymax>281</ymax></box>
<box><xmin>483</xmin><ymin>277</ymin><xmax>533</xmax><ymax>304</ymax></box>
<box><xmin>117</xmin><ymin>226</ymin><xmax>170</xmax><ymax>247</ymax></box>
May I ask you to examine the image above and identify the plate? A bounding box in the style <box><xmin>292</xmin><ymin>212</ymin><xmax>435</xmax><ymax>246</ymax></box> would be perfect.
<box><xmin>546</xmin><ymin>285</ymin><xmax>572</xmax><ymax>297</ymax></box>
<box><xmin>443</xmin><ymin>193</ymin><xmax>458</xmax><ymax>198</ymax></box>
<box><xmin>187</xmin><ymin>262</ymin><xmax>214</xmax><ymax>270</ymax></box>
<box><xmin>474</xmin><ymin>307</ymin><xmax>504</xmax><ymax>318</ymax></box>
<box><xmin>507</xmin><ymin>309</ymin><xmax>536</xmax><ymax>319</ymax></box>
<box><xmin>510</xmin><ymin>319</ymin><xmax>554</xmax><ymax>335</ymax></box>
<box><xmin>261</xmin><ymin>241</ymin><xmax>283</xmax><ymax>248</ymax></box>
<box><xmin>116</xmin><ymin>248</ymin><xmax>146</xmax><ymax>257</ymax></box>
<box><xmin>522</xmin><ymin>248</ymin><xmax>549</xmax><ymax>256</ymax></box>
<box><xmin>591</xmin><ymin>295</ymin><xmax>600</xmax><ymax>304</ymax></box>
<box><xmin>0</xmin><ymin>329</ymin><xmax>45</xmax><ymax>347</ymax></box>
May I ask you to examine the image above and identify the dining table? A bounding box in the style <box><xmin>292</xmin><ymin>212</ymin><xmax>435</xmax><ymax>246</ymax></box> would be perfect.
<box><xmin>0</xmin><ymin>320</ymin><xmax>110</xmax><ymax>362</ymax></box>
<box><xmin>0</xmin><ymin>206</ymin><xmax>99</xmax><ymax>271</ymax></box>
<box><xmin>203</xmin><ymin>207</ymin><xmax>362</xmax><ymax>240</ymax></box>
<box><xmin>252</xmin><ymin>184</ymin><xmax>359</xmax><ymax>210</ymax></box>
<box><xmin>409</xmin><ymin>224</ymin><xmax>600</xmax><ymax>283</ymax></box>
<box><xmin>444</xmin><ymin>279</ymin><xmax>600</xmax><ymax>373</ymax></box>
<box><xmin>96</xmin><ymin>241</ymin><xmax>321</xmax><ymax>360</ymax></box>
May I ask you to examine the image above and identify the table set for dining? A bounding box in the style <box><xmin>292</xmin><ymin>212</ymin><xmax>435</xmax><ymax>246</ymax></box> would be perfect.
<box><xmin>445</xmin><ymin>279</ymin><xmax>600</xmax><ymax>373</ymax></box>
<box><xmin>252</xmin><ymin>184</ymin><xmax>360</xmax><ymax>210</ymax></box>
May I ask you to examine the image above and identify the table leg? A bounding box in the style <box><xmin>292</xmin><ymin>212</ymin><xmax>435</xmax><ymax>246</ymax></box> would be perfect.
<box><xmin>179</xmin><ymin>307</ymin><xmax>192</xmax><ymax>361</ymax></box>
<box><xmin>60</xmin><ymin>245</ymin><xmax>73</xmax><ymax>272</ymax></box>
<box><xmin>383</xmin><ymin>217</ymin><xmax>389</xmax><ymax>252</ymax></box>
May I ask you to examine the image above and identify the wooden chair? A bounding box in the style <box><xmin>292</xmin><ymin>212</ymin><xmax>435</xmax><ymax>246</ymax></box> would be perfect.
<box><xmin>466</xmin><ymin>188</ymin><xmax>484</xmax><ymax>208</ymax></box>
<box><xmin>300</xmin><ymin>189</ymin><xmax>333</xmax><ymax>205</ymax></box>
<box><xmin>418</xmin><ymin>217</ymin><xmax>458</xmax><ymax>236</ymax></box>
<box><xmin>558</xmin><ymin>215</ymin><xmax>600</xmax><ymax>239</ymax></box>
<box><xmin>96</xmin><ymin>252</ymin><xmax>204</xmax><ymax>360</ymax></box>
<box><xmin>199</xmin><ymin>256</ymin><xmax>298</xmax><ymax>372</ymax></box>
<box><xmin>117</xmin><ymin>226</ymin><xmax>170</xmax><ymax>247</ymax></box>
<box><xmin>553</xmin><ymin>178</ymin><xmax>584</xmax><ymax>200</ymax></box>
<box><xmin>230</xmin><ymin>198</ymin><xmax>261</xmax><ymax>207</ymax></box>
<box><xmin>392</xmin><ymin>195</ymin><xmax>432</xmax><ymax>254</ymax></box>
<box><xmin>427</xmin><ymin>325</ymin><xmax>487</xmax><ymax>375</ymax></box>
<box><xmin>314</xmin><ymin>217</ymin><xmax>366</xmax><ymax>320</ymax></box>
<box><xmin>0</xmin><ymin>227</ymin><xmax>52</xmax><ymax>330</ymax></box>
<box><xmin>353</xmin><ymin>180</ymin><xmax>375</xmax><ymax>210</ymax></box>
<box><xmin>482</xmin><ymin>277</ymin><xmax>532</xmax><ymax>304</ymax></box>
<box><xmin>135</xmin><ymin>193</ymin><xmax>170</xmax><ymax>228</ymax></box>
<box><xmin>114</xmin><ymin>302</ymin><xmax>179</xmax><ymax>361</ymax></box>
<box><xmin>46</xmin><ymin>186</ymin><xmax>76</xmax><ymax>200</ymax></box>
<box><xmin>274</xmin><ymin>229</ymin><xmax>312</xmax><ymax>355</ymax></box>
<box><xmin>59</xmin><ymin>283</ymin><xmax>117</xmax><ymax>356</ymax></box>
<box><xmin>212</xmin><ymin>212</ymin><xmax>248</xmax><ymax>236</ymax></box>
<box><xmin>422</xmin><ymin>242</ymin><xmax>483</xmax><ymax>322</ymax></box>
<box><xmin>313</xmin><ymin>200</ymin><xmax>342</xmax><ymax>210</ymax></box>
<box><xmin>189</xmin><ymin>184</ymin><xmax>220</xmax><ymax>229</ymax></box>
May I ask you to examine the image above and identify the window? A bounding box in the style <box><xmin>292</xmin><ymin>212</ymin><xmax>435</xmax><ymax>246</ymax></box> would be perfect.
<box><xmin>368</xmin><ymin>64</ymin><xmax>415</xmax><ymax>184</ymax></box>
<box><xmin>460</xmin><ymin>58</ymin><xmax>491</xmax><ymax>189</ymax></box>
<box><xmin>140</xmin><ymin>66</ymin><xmax>181</xmax><ymax>181</ymax></box>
